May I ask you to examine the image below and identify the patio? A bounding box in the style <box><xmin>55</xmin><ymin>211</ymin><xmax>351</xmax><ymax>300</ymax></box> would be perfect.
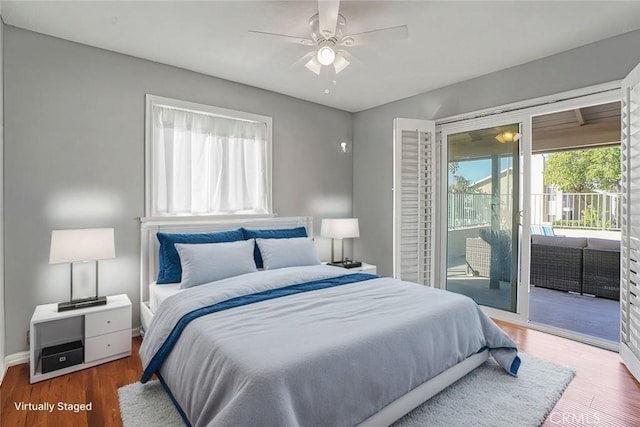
<box><xmin>529</xmin><ymin>286</ymin><xmax>619</xmax><ymax>343</ymax></box>
<box><xmin>447</xmin><ymin>258</ymin><xmax>620</xmax><ymax>343</ymax></box>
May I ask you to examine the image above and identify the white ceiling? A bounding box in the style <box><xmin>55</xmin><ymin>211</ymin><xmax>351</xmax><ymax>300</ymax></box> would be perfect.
<box><xmin>3</xmin><ymin>1</ymin><xmax>640</xmax><ymax>112</ymax></box>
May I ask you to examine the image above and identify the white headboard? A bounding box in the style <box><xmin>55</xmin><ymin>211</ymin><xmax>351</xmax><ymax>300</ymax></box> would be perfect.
<box><xmin>139</xmin><ymin>216</ymin><xmax>313</xmax><ymax>303</ymax></box>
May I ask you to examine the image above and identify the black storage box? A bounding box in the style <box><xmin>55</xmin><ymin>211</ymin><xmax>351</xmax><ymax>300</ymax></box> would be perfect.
<box><xmin>41</xmin><ymin>340</ymin><xmax>84</xmax><ymax>373</ymax></box>
<box><xmin>328</xmin><ymin>260</ymin><xmax>362</xmax><ymax>269</ymax></box>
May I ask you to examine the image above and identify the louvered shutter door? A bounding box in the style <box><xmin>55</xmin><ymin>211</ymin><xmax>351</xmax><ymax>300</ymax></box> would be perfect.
<box><xmin>393</xmin><ymin>119</ymin><xmax>437</xmax><ymax>285</ymax></box>
<box><xmin>621</xmin><ymin>62</ymin><xmax>640</xmax><ymax>382</ymax></box>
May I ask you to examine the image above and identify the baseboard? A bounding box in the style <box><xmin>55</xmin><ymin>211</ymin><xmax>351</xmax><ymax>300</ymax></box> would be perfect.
<box><xmin>5</xmin><ymin>350</ymin><xmax>29</xmax><ymax>368</ymax></box>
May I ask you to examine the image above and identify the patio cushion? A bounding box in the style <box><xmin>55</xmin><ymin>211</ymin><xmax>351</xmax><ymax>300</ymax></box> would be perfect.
<box><xmin>531</xmin><ymin>235</ymin><xmax>587</xmax><ymax>248</ymax></box>
<box><xmin>586</xmin><ymin>237</ymin><xmax>620</xmax><ymax>251</ymax></box>
<box><xmin>531</xmin><ymin>224</ymin><xmax>555</xmax><ymax>236</ymax></box>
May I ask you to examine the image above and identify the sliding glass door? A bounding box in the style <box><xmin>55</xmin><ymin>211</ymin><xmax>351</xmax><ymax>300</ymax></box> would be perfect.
<box><xmin>444</xmin><ymin>124</ymin><xmax>521</xmax><ymax>312</ymax></box>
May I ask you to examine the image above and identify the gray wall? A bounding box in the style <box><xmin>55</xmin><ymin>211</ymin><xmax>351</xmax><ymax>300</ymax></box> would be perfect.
<box><xmin>0</xmin><ymin>17</ymin><xmax>5</xmax><ymax>374</ymax></box>
<box><xmin>353</xmin><ymin>29</ymin><xmax>640</xmax><ymax>277</ymax></box>
<box><xmin>3</xmin><ymin>26</ymin><xmax>353</xmax><ymax>355</ymax></box>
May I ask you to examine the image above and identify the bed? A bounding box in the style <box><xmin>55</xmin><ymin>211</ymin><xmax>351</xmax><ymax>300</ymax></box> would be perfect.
<box><xmin>139</xmin><ymin>216</ymin><xmax>519</xmax><ymax>427</ymax></box>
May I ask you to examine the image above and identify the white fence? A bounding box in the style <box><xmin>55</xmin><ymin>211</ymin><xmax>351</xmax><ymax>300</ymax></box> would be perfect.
<box><xmin>448</xmin><ymin>192</ymin><xmax>621</xmax><ymax>231</ymax></box>
<box><xmin>531</xmin><ymin>192</ymin><xmax>620</xmax><ymax>231</ymax></box>
<box><xmin>448</xmin><ymin>193</ymin><xmax>506</xmax><ymax>230</ymax></box>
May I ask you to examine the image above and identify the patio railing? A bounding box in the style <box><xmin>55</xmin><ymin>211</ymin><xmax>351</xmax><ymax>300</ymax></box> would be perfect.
<box><xmin>531</xmin><ymin>192</ymin><xmax>621</xmax><ymax>231</ymax></box>
<box><xmin>448</xmin><ymin>191</ymin><xmax>621</xmax><ymax>231</ymax></box>
<box><xmin>448</xmin><ymin>193</ymin><xmax>506</xmax><ymax>230</ymax></box>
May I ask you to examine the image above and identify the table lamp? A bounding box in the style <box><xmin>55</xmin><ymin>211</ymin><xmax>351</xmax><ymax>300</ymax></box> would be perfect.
<box><xmin>320</xmin><ymin>218</ymin><xmax>361</xmax><ymax>268</ymax></box>
<box><xmin>49</xmin><ymin>228</ymin><xmax>115</xmax><ymax>311</ymax></box>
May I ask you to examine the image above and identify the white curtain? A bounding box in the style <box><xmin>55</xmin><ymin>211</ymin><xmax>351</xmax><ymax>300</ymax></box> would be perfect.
<box><xmin>152</xmin><ymin>106</ymin><xmax>270</xmax><ymax>215</ymax></box>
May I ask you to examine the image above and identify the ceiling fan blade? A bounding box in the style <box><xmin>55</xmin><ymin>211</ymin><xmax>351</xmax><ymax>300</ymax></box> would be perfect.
<box><xmin>333</xmin><ymin>51</ymin><xmax>350</xmax><ymax>74</ymax></box>
<box><xmin>248</xmin><ymin>30</ymin><xmax>315</xmax><ymax>46</ymax></box>
<box><xmin>305</xmin><ymin>56</ymin><xmax>323</xmax><ymax>75</ymax></box>
<box><xmin>318</xmin><ymin>0</ymin><xmax>340</xmax><ymax>38</ymax></box>
<box><xmin>342</xmin><ymin>25</ymin><xmax>408</xmax><ymax>47</ymax></box>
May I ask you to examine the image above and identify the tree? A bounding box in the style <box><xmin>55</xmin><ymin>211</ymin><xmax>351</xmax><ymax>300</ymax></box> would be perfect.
<box><xmin>449</xmin><ymin>175</ymin><xmax>477</xmax><ymax>193</ymax></box>
<box><xmin>448</xmin><ymin>161</ymin><xmax>483</xmax><ymax>193</ymax></box>
<box><xmin>585</xmin><ymin>147</ymin><xmax>621</xmax><ymax>192</ymax></box>
<box><xmin>448</xmin><ymin>162</ymin><xmax>459</xmax><ymax>175</ymax></box>
<box><xmin>543</xmin><ymin>147</ymin><xmax>620</xmax><ymax>193</ymax></box>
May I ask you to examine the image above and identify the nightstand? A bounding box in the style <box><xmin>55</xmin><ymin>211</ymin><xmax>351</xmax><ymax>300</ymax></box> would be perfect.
<box><xmin>324</xmin><ymin>262</ymin><xmax>377</xmax><ymax>275</ymax></box>
<box><xmin>353</xmin><ymin>263</ymin><xmax>377</xmax><ymax>274</ymax></box>
<box><xmin>30</xmin><ymin>294</ymin><xmax>132</xmax><ymax>383</ymax></box>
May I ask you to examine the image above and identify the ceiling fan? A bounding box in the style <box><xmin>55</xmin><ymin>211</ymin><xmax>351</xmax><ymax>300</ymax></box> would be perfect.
<box><xmin>249</xmin><ymin>0</ymin><xmax>408</xmax><ymax>76</ymax></box>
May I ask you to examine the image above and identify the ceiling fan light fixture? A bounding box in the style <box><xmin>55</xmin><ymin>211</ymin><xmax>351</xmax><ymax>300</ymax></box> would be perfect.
<box><xmin>495</xmin><ymin>131</ymin><xmax>520</xmax><ymax>144</ymax></box>
<box><xmin>317</xmin><ymin>46</ymin><xmax>336</xmax><ymax>65</ymax></box>
<box><xmin>305</xmin><ymin>56</ymin><xmax>323</xmax><ymax>75</ymax></box>
<box><xmin>333</xmin><ymin>52</ymin><xmax>350</xmax><ymax>74</ymax></box>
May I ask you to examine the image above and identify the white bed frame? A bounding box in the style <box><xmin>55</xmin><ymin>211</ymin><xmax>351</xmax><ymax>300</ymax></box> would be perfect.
<box><xmin>139</xmin><ymin>215</ymin><xmax>313</xmax><ymax>333</ymax></box>
<box><xmin>138</xmin><ymin>215</ymin><xmax>489</xmax><ymax>426</ymax></box>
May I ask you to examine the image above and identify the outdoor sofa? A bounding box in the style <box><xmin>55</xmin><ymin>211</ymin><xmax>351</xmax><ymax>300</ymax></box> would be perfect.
<box><xmin>581</xmin><ymin>238</ymin><xmax>621</xmax><ymax>300</ymax></box>
<box><xmin>530</xmin><ymin>235</ymin><xmax>586</xmax><ymax>294</ymax></box>
<box><xmin>530</xmin><ymin>235</ymin><xmax>620</xmax><ymax>300</ymax></box>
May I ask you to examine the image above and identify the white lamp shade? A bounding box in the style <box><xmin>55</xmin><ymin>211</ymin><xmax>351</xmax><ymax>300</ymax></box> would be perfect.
<box><xmin>320</xmin><ymin>218</ymin><xmax>360</xmax><ymax>239</ymax></box>
<box><xmin>49</xmin><ymin>228</ymin><xmax>115</xmax><ymax>264</ymax></box>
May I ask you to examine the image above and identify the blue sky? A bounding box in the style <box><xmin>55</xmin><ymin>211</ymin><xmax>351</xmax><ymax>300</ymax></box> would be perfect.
<box><xmin>449</xmin><ymin>157</ymin><xmax>514</xmax><ymax>184</ymax></box>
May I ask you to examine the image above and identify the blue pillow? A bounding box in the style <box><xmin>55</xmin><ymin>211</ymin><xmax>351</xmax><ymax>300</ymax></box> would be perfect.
<box><xmin>156</xmin><ymin>229</ymin><xmax>244</xmax><ymax>284</ymax></box>
<box><xmin>241</xmin><ymin>227</ymin><xmax>308</xmax><ymax>268</ymax></box>
<box><xmin>541</xmin><ymin>225</ymin><xmax>555</xmax><ymax>236</ymax></box>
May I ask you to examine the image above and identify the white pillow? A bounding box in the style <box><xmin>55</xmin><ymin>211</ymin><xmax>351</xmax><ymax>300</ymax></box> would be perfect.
<box><xmin>256</xmin><ymin>237</ymin><xmax>321</xmax><ymax>270</ymax></box>
<box><xmin>174</xmin><ymin>239</ymin><xmax>258</xmax><ymax>289</ymax></box>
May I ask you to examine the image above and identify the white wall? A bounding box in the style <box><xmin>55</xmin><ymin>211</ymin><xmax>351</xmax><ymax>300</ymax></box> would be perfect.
<box><xmin>3</xmin><ymin>26</ymin><xmax>354</xmax><ymax>356</ymax></box>
<box><xmin>353</xmin><ymin>29</ymin><xmax>640</xmax><ymax>277</ymax></box>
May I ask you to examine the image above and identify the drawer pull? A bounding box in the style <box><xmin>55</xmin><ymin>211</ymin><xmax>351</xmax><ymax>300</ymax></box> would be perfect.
<box><xmin>107</xmin><ymin>320</ymin><xmax>111</xmax><ymax>324</ymax></box>
<box><xmin>107</xmin><ymin>344</ymin><xmax>111</xmax><ymax>347</ymax></box>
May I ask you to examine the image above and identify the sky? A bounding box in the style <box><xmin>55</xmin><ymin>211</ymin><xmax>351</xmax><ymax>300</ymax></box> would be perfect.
<box><xmin>449</xmin><ymin>157</ymin><xmax>514</xmax><ymax>184</ymax></box>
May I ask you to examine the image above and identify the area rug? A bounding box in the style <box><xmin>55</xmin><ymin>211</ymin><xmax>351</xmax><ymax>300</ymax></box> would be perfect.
<box><xmin>118</xmin><ymin>353</ymin><xmax>574</xmax><ymax>427</ymax></box>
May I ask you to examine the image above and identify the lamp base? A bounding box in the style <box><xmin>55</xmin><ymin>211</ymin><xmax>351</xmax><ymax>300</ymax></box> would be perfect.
<box><xmin>58</xmin><ymin>296</ymin><xmax>107</xmax><ymax>312</ymax></box>
<box><xmin>328</xmin><ymin>260</ymin><xmax>362</xmax><ymax>269</ymax></box>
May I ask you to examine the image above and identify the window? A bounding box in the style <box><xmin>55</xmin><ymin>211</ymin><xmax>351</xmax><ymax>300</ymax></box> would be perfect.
<box><xmin>145</xmin><ymin>95</ymin><xmax>272</xmax><ymax>217</ymax></box>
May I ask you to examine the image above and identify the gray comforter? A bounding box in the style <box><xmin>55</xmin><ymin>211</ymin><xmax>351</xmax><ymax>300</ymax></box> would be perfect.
<box><xmin>140</xmin><ymin>265</ymin><xmax>519</xmax><ymax>427</ymax></box>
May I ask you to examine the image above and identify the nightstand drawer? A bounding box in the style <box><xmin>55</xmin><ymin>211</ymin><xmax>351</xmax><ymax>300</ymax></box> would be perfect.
<box><xmin>84</xmin><ymin>329</ymin><xmax>131</xmax><ymax>362</ymax></box>
<box><xmin>85</xmin><ymin>307</ymin><xmax>131</xmax><ymax>338</ymax></box>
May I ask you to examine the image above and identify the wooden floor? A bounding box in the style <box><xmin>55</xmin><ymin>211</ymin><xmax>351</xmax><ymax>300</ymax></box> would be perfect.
<box><xmin>1</xmin><ymin>323</ymin><xmax>639</xmax><ymax>427</ymax></box>
<box><xmin>495</xmin><ymin>321</ymin><xmax>640</xmax><ymax>427</ymax></box>
<box><xmin>1</xmin><ymin>338</ymin><xmax>143</xmax><ymax>427</ymax></box>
